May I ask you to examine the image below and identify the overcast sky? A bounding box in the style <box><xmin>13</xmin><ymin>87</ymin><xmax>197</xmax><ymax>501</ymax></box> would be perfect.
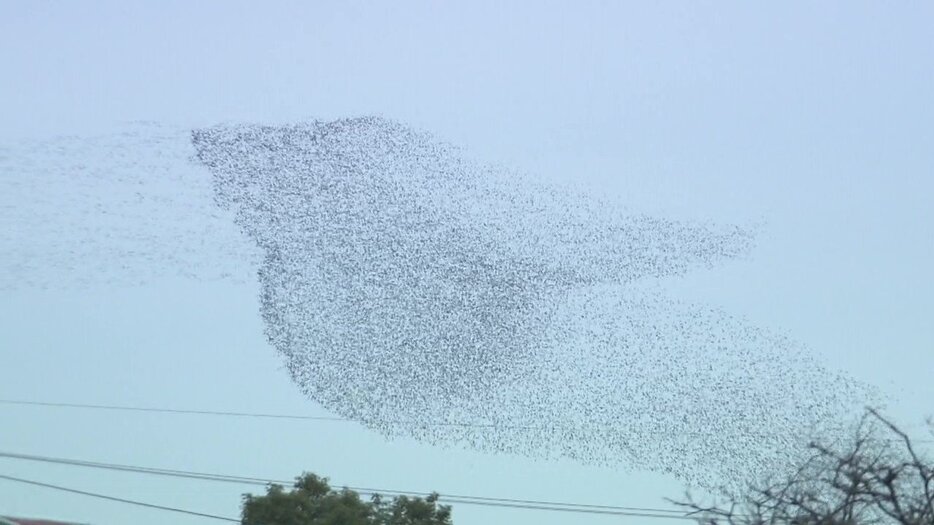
<box><xmin>1</xmin><ymin>2</ymin><xmax>932</xmax><ymax>524</ymax></box>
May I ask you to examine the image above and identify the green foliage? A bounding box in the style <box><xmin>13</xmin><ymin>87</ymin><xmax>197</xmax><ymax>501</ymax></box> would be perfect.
<box><xmin>241</xmin><ymin>473</ymin><xmax>453</xmax><ymax>525</ymax></box>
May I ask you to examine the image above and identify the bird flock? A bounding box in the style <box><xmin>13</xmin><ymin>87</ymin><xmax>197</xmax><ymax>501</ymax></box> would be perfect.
<box><xmin>0</xmin><ymin>123</ymin><xmax>258</xmax><ymax>290</ymax></box>
<box><xmin>0</xmin><ymin>118</ymin><xmax>880</xmax><ymax>490</ymax></box>
<box><xmin>191</xmin><ymin>117</ymin><xmax>879</xmax><ymax>489</ymax></box>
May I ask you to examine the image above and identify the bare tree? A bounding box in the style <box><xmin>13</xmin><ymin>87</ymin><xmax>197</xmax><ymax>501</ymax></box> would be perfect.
<box><xmin>672</xmin><ymin>409</ymin><xmax>934</xmax><ymax>525</ymax></box>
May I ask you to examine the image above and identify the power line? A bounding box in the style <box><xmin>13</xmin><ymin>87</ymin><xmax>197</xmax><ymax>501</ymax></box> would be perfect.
<box><xmin>0</xmin><ymin>398</ymin><xmax>535</xmax><ymax>429</ymax></box>
<box><xmin>0</xmin><ymin>451</ymin><xmax>689</xmax><ymax>518</ymax></box>
<box><xmin>0</xmin><ymin>399</ymin><xmax>346</xmax><ymax>423</ymax></box>
<box><xmin>0</xmin><ymin>473</ymin><xmax>239</xmax><ymax>522</ymax></box>
<box><xmin>0</xmin><ymin>451</ymin><xmax>691</xmax><ymax>520</ymax></box>
<box><xmin>8</xmin><ymin>398</ymin><xmax>928</xmax><ymax>441</ymax></box>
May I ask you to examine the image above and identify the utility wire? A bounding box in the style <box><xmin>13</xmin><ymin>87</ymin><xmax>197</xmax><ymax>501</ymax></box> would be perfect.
<box><xmin>0</xmin><ymin>399</ymin><xmax>536</xmax><ymax>429</ymax></box>
<box><xmin>0</xmin><ymin>398</ymin><xmax>533</xmax><ymax>429</ymax></box>
<box><xmin>8</xmin><ymin>398</ymin><xmax>928</xmax><ymax>441</ymax></box>
<box><xmin>5</xmin><ymin>398</ymin><xmax>926</xmax><ymax>518</ymax></box>
<box><xmin>0</xmin><ymin>473</ymin><xmax>239</xmax><ymax>522</ymax></box>
<box><xmin>0</xmin><ymin>451</ymin><xmax>692</xmax><ymax>520</ymax></box>
<box><xmin>0</xmin><ymin>399</ymin><xmax>345</xmax><ymax>423</ymax></box>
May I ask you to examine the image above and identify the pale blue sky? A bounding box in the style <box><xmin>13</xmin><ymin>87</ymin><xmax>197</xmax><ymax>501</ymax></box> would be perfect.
<box><xmin>1</xmin><ymin>1</ymin><xmax>933</xmax><ymax>524</ymax></box>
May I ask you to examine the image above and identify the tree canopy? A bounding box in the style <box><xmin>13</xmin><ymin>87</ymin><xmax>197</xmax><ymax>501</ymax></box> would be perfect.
<box><xmin>241</xmin><ymin>473</ymin><xmax>453</xmax><ymax>525</ymax></box>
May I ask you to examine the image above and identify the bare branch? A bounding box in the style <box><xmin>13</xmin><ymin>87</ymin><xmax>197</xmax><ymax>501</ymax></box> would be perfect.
<box><xmin>671</xmin><ymin>409</ymin><xmax>934</xmax><ymax>525</ymax></box>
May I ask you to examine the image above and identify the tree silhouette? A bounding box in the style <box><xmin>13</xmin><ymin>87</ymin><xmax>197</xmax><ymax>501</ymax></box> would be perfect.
<box><xmin>673</xmin><ymin>409</ymin><xmax>934</xmax><ymax>525</ymax></box>
<box><xmin>241</xmin><ymin>473</ymin><xmax>452</xmax><ymax>525</ymax></box>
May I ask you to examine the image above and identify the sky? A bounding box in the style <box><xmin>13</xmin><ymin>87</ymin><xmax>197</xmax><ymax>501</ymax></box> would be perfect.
<box><xmin>1</xmin><ymin>1</ymin><xmax>933</xmax><ymax>524</ymax></box>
